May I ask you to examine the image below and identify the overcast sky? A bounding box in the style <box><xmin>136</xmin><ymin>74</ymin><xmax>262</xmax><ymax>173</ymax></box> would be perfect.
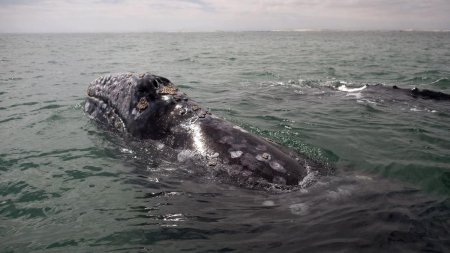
<box><xmin>1</xmin><ymin>0</ymin><xmax>449</xmax><ymax>33</ymax></box>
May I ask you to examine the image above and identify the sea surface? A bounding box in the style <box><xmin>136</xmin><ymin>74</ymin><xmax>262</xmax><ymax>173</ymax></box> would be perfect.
<box><xmin>1</xmin><ymin>32</ymin><xmax>450</xmax><ymax>252</ymax></box>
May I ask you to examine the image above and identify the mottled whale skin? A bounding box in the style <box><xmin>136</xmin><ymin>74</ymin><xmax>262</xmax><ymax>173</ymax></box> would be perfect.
<box><xmin>85</xmin><ymin>72</ymin><xmax>327</xmax><ymax>188</ymax></box>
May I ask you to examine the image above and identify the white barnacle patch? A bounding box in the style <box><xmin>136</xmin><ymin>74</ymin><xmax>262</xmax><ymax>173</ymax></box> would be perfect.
<box><xmin>230</xmin><ymin>150</ymin><xmax>243</xmax><ymax>158</ymax></box>
<box><xmin>174</xmin><ymin>104</ymin><xmax>188</xmax><ymax>116</ymax></box>
<box><xmin>156</xmin><ymin>142</ymin><xmax>165</xmax><ymax>150</ymax></box>
<box><xmin>255</xmin><ymin>154</ymin><xmax>264</xmax><ymax>161</ymax></box>
<box><xmin>177</xmin><ymin>149</ymin><xmax>196</xmax><ymax>162</ymax></box>
<box><xmin>269</xmin><ymin>161</ymin><xmax>286</xmax><ymax>173</ymax></box>
<box><xmin>207</xmin><ymin>152</ymin><xmax>219</xmax><ymax>166</ymax></box>
<box><xmin>256</xmin><ymin>152</ymin><xmax>271</xmax><ymax>161</ymax></box>
<box><xmin>233</xmin><ymin>125</ymin><xmax>249</xmax><ymax>133</ymax></box>
<box><xmin>208</xmin><ymin>152</ymin><xmax>219</xmax><ymax>158</ymax></box>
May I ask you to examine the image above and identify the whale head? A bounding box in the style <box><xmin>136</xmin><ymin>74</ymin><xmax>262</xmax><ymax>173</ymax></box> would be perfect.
<box><xmin>85</xmin><ymin>72</ymin><xmax>187</xmax><ymax>139</ymax></box>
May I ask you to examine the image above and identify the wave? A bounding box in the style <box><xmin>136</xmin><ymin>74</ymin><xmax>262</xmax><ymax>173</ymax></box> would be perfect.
<box><xmin>429</xmin><ymin>78</ymin><xmax>450</xmax><ymax>89</ymax></box>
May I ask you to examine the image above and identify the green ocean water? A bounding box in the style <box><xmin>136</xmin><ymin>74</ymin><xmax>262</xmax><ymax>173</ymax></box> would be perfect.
<box><xmin>1</xmin><ymin>32</ymin><xmax>450</xmax><ymax>252</ymax></box>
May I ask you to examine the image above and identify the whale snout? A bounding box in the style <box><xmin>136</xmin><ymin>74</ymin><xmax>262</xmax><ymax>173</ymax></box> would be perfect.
<box><xmin>85</xmin><ymin>72</ymin><xmax>185</xmax><ymax>138</ymax></box>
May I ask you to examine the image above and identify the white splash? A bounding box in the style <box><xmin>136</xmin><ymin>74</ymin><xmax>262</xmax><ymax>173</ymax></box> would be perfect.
<box><xmin>121</xmin><ymin>148</ymin><xmax>133</xmax><ymax>154</ymax></box>
<box><xmin>233</xmin><ymin>125</ymin><xmax>249</xmax><ymax>133</ymax></box>
<box><xmin>298</xmin><ymin>165</ymin><xmax>318</xmax><ymax>188</ymax></box>
<box><xmin>147</xmin><ymin>177</ymin><xmax>159</xmax><ymax>183</ymax></box>
<box><xmin>327</xmin><ymin>186</ymin><xmax>353</xmax><ymax>200</ymax></box>
<box><xmin>337</xmin><ymin>84</ymin><xmax>367</xmax><ymax>92</ymax></box>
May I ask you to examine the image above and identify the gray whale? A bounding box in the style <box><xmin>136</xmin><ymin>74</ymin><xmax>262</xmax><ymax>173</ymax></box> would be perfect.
<box><xmin>84</xmin><ymin>72</ymin><xmax>329</xmax><ymax>188</ymax></box>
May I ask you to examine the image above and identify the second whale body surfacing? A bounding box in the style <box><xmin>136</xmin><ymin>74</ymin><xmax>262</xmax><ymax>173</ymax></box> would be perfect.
<box><xmin>85</xmin><ymin>72</ymin><xmax>328</xmax><ymax>188</ymax></box>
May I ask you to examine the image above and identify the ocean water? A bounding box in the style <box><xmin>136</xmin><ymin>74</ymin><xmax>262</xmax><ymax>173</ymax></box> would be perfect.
<box><xmin>1</xmin><ymin>32</ymin><xmax>450</xmax><ymax>252</ymax></box>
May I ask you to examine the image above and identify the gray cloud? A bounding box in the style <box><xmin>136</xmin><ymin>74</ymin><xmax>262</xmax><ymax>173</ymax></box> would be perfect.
<box><xmin>0</xmin><ymin>0</ymin><xmax>45</xmax><ymax>5</ymax></box>
<box><xmin>0</xmin><ymin>0</ymin><xmax>449</xmax><ymax>32</ymax></box>
<box><xmin>149</xmin><ymin>0</ymin><xmax>213</xmax><ymax>12</ymax></box>
<box><xmin>97</xmin><ymin>0</ymin><xmax>126</xmax><ymax>4</ymax></box>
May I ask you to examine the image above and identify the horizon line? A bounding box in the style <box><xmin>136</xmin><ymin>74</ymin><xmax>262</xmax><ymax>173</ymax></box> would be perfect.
<box><xmin>1</xmin><ymin>28</ymin><xmax>450</xmax><ymax>34</ymax></box>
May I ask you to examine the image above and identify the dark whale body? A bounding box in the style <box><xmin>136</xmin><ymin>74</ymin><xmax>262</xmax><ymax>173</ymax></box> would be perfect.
<box><xmin>353</xmin><ymin>84</ymin><xmax>450</xmax><ymax>110</ymax></box>
<box><xmin>354</xmin><ymin>83</ymin><xmax>450</xmax><ymax>102</ymax></box>
<box><xmin>85</xmin><ymin>73</ymin><xmax>328</xmax><ymax>188</ymax></box>
<box><xmin>84</xmin><ymin>73</ymin><xmax>450</xmax><ymax>188</ymax></box>
<box><xmin>392</xmin><ymin>85</ymin><xmax>450</xmax><ymax>100</ymax></box>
